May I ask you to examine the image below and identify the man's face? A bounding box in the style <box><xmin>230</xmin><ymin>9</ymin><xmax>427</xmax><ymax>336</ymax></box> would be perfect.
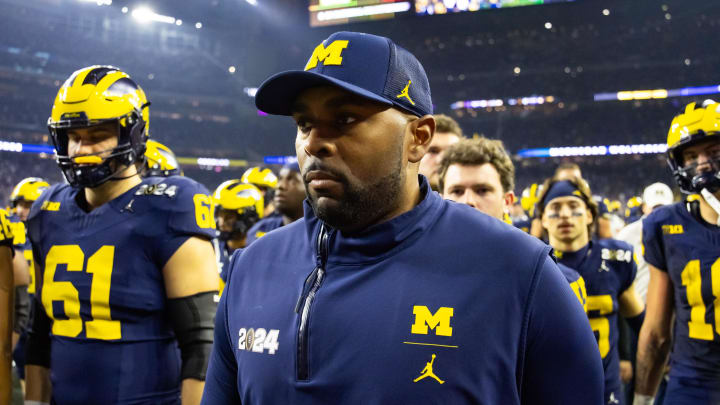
<box><xmin>292</xmin><ymin>86</ymin><xmax>411</xmax><ymax>232</ymax></box>
<box><xmin>542</xmin><ymin>196</ymin><xmax>592</xmax><ymax>244</ymax></box>
<box><xmin>67</xmin><ymin>122</ymin><xmax>118</xmax><ymax>159</ymax></box>
<box><xmin>274</xmin><ymin>167</ymin><xmax>305</xmax><ymax>218</ymax></box>
<box><xmin>680</xmin><ymin>138</ymin><xmax>720</xmax><ymax>174</ymax></box>
<box><xmin>15</xmin><ymin>200</ymin><xmax>33</xmax><ymax>222</ymax></box>
<box><xmin>441</xmin><ymin>163</ymin><xmax>511</xmax><ymax>220</ymax></box>
<box><xmin>554</xmin><ymin>168</ymin><xmax>582</xmax><ymax>181</ymax></box>
<box><xmin>419</xmin><ymin>131</ymin><xmax>460</xmax><ymax>188</ymax></box>
<box><xmin>217</xmin><ymin>209</ymin><xmax>239</xmax><ymax>233</ymax></box>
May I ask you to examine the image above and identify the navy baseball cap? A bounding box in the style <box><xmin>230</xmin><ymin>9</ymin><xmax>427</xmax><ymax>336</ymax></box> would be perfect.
<box><xmin>255</xmin><ymin>31</ymin><xmax>433</xmax><ymax>118</ymax></box>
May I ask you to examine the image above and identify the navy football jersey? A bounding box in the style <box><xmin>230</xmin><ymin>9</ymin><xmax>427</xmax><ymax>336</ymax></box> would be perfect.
<box><xmin>558</xmin><ymin>239</ymin><xmax>636</xmax><ymax>395</ymax></box>
<box><xmin>8</xmin><ymin>213</ymin><xmax>35</xmax><ymax>295</ymax></box>
<box><xmin>213</xmin><ymin>238</ymin><xmax>232</xmax><ymax>283</ymax></box>
<box><xmin>27</xmin><ymin>176</ymin><xmax>216</xmax><ymax>404</ymax></box>
<box><xmin>643</xmin><ymin>202</ymin><xmax>720</xmax><ymax>382</ymax></box>
<box><xmin>512</xmin><ymin>216</ymin><xmax>531</xmax><ymax>233</ymax></box>
<box><xmin>0</xmin><ymin>209</ymin><xmax>13</xmax><ymax>249</ymax></box>
<box><xmin>558</xmin><ymin>263</ymin><xmax>588</xmax><ymax>313</ymax></box>
<box><xmin>245</xmin><ymin>213</ymin><xmax>285</xmax><ymax>245</ymax></box>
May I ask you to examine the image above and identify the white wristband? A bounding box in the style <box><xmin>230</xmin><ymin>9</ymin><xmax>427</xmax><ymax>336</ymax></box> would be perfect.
<box><xmin>633</xmin><ymin>393</ymin><xmax>654</xmax><ymax>405</ymax></box>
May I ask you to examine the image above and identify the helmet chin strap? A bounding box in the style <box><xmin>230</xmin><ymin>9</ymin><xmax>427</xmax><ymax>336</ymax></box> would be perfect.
<box><xmin>700</xmin><ymin>188</ymin><xmax>720</xmax><ymax>226</ymax></box>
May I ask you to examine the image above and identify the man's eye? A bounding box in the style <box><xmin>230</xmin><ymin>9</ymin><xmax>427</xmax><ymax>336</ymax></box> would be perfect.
<box><xmin>337</xmin><ymin>115</ymin><xmax>357</xmax><ymax>125</ymax></box>
<box><xmin>296</xmin><ymin>120</ymin><xmax>311</xmax><ymax>133</ymax></box>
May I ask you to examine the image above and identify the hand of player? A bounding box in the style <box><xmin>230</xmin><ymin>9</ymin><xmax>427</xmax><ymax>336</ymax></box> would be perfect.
<box><xmin>620</xmin><ymin>359</ymin><xmax>633</xmax><ymax>383</ymax></box>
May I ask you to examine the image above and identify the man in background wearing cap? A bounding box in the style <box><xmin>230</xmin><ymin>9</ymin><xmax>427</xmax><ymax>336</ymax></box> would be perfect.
<box><xmin>617</xmin><ymin>183</ymin><xmax>675</xmax><ymax>304</ymax></box>
<box><xmin>245</xmin><ymin>162</ymin><xmax>305</xmax><ymax>244</ymax></box>
<box><xmin>202</xmin><ymin>31</ymin><xmax>603</xmax><ymax>405</ymax></box>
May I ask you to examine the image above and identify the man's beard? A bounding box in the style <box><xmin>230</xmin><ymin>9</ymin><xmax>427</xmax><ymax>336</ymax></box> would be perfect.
<box><xmin>304</xmin><ymin>153</ymin><xmax>404</xmax><ymax>233</ymax></box>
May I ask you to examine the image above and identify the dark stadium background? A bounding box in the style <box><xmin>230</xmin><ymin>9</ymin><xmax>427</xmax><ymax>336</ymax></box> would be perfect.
<box><xmin>1</xmin><ymin>0</ymin><xmax>716</xmax><ymax>204</ymax></box>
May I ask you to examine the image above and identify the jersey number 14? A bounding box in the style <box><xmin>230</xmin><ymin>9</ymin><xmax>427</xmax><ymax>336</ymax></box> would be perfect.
<box><xmin>681</xmin><ymin>258</ymin><xmax>720</xmax><ymax>341</ymax></box>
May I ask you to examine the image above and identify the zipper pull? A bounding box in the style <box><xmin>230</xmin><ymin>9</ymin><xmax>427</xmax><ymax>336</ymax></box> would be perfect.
<box><xmin>294</xmin><ymin>224</ymin><xmax>330</xmax><ymax>314</ymax></box>
<box><xmin>295</xmin><ymin>267</ymin><xmax>319</xmax><ymax>313</ymax></box>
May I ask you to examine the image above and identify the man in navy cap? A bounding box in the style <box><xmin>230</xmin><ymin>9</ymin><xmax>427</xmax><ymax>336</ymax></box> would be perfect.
<box><xmin>245</xmin><ymin>162</ymin><xmax>305</xmax><ymax>244</ymax></box>
<box><xmin>202</xmin><ymin>31</ymin><xmax>604</xmax><ymax>405</ymax></box>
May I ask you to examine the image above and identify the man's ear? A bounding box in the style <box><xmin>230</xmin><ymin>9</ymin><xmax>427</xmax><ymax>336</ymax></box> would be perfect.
<box><xmin>407</xmin><ymin>114</ymin><xmax>435</xmax><ymax>163</ymax></box>
<box><xmin>504</xmin><ymin>192</ymin><xmax>516</xmax><ymax>211</ymax></box>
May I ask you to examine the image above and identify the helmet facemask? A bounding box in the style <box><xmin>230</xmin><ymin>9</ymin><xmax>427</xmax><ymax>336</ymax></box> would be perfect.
<box><xmin>49</xmin><ymin>110</ymin><xmax>148</xmax><ymax>188</ymax></box>
<box><xmin>216</xmin><ymin>208</ymin><xmax>260</xmax><ymax>241</ymax></box>
<box><xmin>668</xmin><ymin>136</ymin><xmax>720</xmax><ymax>194</ymax></box>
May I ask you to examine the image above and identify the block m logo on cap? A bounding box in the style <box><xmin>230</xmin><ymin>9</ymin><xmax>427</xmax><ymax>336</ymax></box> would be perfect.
<box><xmin>304</xmin><ymin>40</ymin><xmax>349</xmax><ymax>71</ymax></box>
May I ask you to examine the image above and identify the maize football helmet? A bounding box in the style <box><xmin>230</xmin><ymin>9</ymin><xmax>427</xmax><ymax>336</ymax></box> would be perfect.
<box><xmin>48</xmin><ymin>65</ymin><xmax>149</xmax><ymax>188</ymax></box>
<box><xmin>10</xmin><ymin>177</ymin><xmax>50</xmax><ymax>208</ymax></box>
<box><xmin>213</xmin><ymin>180</ymin><xmax>264</xmax><ymax>241</ymax></box>
<box><xmin>666</xmin><ymin>101</ymin><xmax>720</xmax><ymax>194</ymax></box>
<box><xmin>144</xmin><ymin>139</ymin><xmax>182</xmax><ymax>177</ymax></box>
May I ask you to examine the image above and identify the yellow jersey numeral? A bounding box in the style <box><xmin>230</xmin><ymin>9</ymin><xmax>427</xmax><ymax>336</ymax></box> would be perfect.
<box><xmin>42</xmin><ymin>245</ymin><xmax>121</xmax><ymax>340</ymax></box>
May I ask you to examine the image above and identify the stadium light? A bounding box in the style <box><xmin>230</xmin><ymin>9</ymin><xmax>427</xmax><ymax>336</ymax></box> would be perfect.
<box><xmin>121</xmin><ymin>6</ymin><xmax>128</xmax><ymax>13</ymax></box>
<box><xmin>452</xmin><ymin>95</ymin><xmax>553</xmax><ymax>110</ymax></box>
<box><xmin>545</xmin><ymin>22</ymin><xmax>552</xmax><ymax>29</ymax></box>
<box><xmin>594</xmin><ymin>84</ymin><xmax>720</xmax><ymax>102</ymax></box>
<box><xmin>195</xmin><ymin>22</ymin><xmax>202</xmax><ymax>29</ymax></box>
<box><xmin>175</xmin><ymin>19</ymin><xmax>182</xmax><ymax>25</ymax></box>
<box><xmin>77</xmin><ymin>0</ymin><xmax>112</xmax><ymax>5</ymax></box>
<box><xmin>131</xmin><ymin>7</ymin><xmax>177</xmax><ymax>24</ymax></box>
<box><xmin>316</xmin><ymin>2</ymin><xmax>411</xmax><ymax>22</ymax></box>
<box><xmin>516</xmin><ymin>144</ymin><xmax>667</xmax><ymax>158</ymax></box>
<box><xmin>228</xmin><ymin>66</ymin><xmax>236</xmax><ymax>74</ymax></box>
<box><xmin>246</xmin><ymin>0</ymin><xmax>258</xmax><ymax>5</ymax></box>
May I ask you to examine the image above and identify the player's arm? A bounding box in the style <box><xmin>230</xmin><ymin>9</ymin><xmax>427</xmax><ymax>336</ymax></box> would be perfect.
<box><xmin>25</xmin><ymin>294</ymin><xmax>52</xmax><ymax>402</ymax></box>
<box><xmin>619</xmin><ymin>282</ymin><xmax>645</xmax><ymax>324</ymax></box>
<box><xmin>521</xmin><ymin>255</ymin><xmax>604</xmax><ymax>405</ymax></box>
<box><xmin>596</xmin><ymin>216</ymin><xmax>613</xmax><ymax>238</ymax></box>
<box><xmin>634</xmin><ymin>265</ymin><xmax>673</xmax><ymax>402</ymax></box>
<box><xmin>0</xmin><ymin>245</ymin><xmax>13</xmax><ymax>404</ymax></box>
<box><xmin>12</xmin><ymin>249</ymin><xmax>30</xmax><ymax>349</ymax></box>
<box><xmin>163</xmin><ymin>236</ymin><xmax>219</xmax><ymax>405</ymax></box>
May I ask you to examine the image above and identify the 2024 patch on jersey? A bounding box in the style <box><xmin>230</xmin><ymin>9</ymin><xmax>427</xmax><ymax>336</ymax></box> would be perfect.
<box><xmin>27</xmin><ymin>176</ymin><xmax>216</xmax><ymax>404</ymax></box>
<box><xmin>643</xmin><ymin>202</ymin><xmax>720</xmax><ymax>382</ymax></box>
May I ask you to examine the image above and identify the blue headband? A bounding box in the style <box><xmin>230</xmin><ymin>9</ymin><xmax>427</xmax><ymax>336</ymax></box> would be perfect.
<box><xmin>542</xmin><ymin>180</ymin><xmax>585</xmax><ymax>205</ymax></box>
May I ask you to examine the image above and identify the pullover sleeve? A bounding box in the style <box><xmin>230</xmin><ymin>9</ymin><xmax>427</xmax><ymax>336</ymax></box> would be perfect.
<box><xmin>201</xmin><ymin>255</ymin><xmax>241</xmax><ymax>405</ymax></box>
<box><xmin>521</xmin><ymin>255</ymin><xmax>605</xmax><ymax>405</ymax></box>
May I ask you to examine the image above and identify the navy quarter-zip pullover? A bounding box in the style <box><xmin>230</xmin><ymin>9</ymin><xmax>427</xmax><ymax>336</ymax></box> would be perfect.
<box><xmin>202</xmin><ymin>177</ymin><xmax>604</xmax><ymax>404</ymax></box>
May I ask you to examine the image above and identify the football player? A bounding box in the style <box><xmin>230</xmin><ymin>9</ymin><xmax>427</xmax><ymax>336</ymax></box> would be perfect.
<box><xmin>550</xmin><ymin>163</ymin><xmax>614</xmax><ymax>239</ymax></box>
<box><xmin>634</xmin><ymin>101</ymin><xmax>720</xmax><ymax>405</ymax></box>
<box><xmin>0</xmin><ymin>209</ymin><xmax>14</xmax><ymax>404</ymax></box>
<box><xmin>538</xmin><ymin>176</ymin><xmax>646</xmax><ymax>405</ymax></box>
<box><xmin>212</xmin><ymin>180</ymin><xmax>263</xmax><ymax>283</ymax></box>
<box><xmin>241</xmin><ymin>166</ymin><xmax>277</xmax><ymax>215</ymax></box>
<box><xmin>143</xmin><ymin>139</ymin><xmax>183</xmax><ymax>177</ymax></box>
<box><xmin>6</xmin><ymin>178</ymin><xmax>46</xmax><ymax>386</ymax></box>
<box><xmin>24</xmin><ymin>66</ymin><xmax>218</xmax><ymax>405</ymax></box>
<box><xmin>246</xmin><ymin>162</ymin><xmax>305</xmax><ymax>245</ymax></box>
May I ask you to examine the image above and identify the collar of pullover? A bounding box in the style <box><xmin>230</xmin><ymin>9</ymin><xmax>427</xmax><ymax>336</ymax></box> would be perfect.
<box><xmin>302</xmin><ymin>175</ymin><xmax>442</xmax><ymax>265</ymax></box>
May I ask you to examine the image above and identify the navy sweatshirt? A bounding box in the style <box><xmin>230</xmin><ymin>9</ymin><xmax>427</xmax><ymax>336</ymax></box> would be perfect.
<box><xmin>202</xmin><ymin>177</ymin><xmax>604</xmax><ymax>404</ymax></box>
